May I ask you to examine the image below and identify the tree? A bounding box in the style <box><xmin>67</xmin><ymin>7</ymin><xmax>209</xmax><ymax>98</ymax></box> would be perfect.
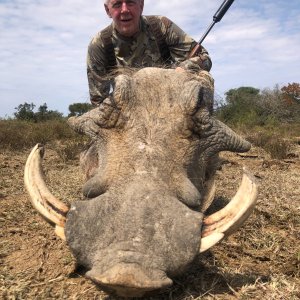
<box><xmin>281</xmin><ymin>82</ymin><xmax>300</xmax><ymax>104</ymax></box>
<box><xmin>225</xmin><ymin>86</ymin><xmax>260</xmax><ymax>104</ymax></box>
<box><xmin>68</xmin><ymin>103</ymin><xmax>93</xmax><ymax>117</ymax></box>
<box><xmin>14</xmin><ymin>102</ymin><xmax>63</xmax><ymax>122</ymax></box>
<box><xmin>35</xmin><ymin>103</ymin><xmax>63</xmax><ymax>121</ymax></box>
<box><xmin>217</xmin><ymin>84</ymin><xmax>300</xmax><ymax>125</ymax></box>
<box><xmin>216</xmin><ymin>86</ymin><xmax>264</xmax><ymax>126</ymax></box>
<box><xmin>14</xmin><ymin>102</ymin><xmax>36</xmax><ymax>121</ymax></box>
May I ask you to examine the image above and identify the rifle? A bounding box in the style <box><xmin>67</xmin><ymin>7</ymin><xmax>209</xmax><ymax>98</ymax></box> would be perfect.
<box><xmin>189</xmin><ymin>0</ymin><xmax>235</xmax><ymax>58</ymax></box>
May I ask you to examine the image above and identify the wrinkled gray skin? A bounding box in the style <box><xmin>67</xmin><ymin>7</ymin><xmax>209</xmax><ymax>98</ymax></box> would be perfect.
<box><xmin>66</xmin><ymin>68</ymin><xmax>250</xmax><ymax>297</ymax></box>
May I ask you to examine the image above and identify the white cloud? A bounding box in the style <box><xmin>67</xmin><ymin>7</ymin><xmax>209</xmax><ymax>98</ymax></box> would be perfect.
<box><xmin>0</xmin><ymin>0</ymin><xmax>299</xmax><ymax>117</ymax></box>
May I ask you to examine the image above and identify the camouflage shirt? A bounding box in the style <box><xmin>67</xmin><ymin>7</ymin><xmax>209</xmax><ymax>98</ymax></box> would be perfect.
<box><xmin>87</xmin><ymin>15</ymin><xmax>212</xmax><ymax>105</ymax></box>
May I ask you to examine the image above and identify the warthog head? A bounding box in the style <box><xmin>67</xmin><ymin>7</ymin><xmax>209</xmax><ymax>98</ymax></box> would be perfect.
<box><xmin>24</xmin><ymin>67</ymin><xmax>257</xmax><ymax>297</ymax></box>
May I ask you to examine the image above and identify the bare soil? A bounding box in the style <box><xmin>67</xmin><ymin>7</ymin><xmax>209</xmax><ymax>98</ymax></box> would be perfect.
<box><xmin>0</xmin><ymin>142</ymin><xmax>299</xmax><ymax>300</ymax></box>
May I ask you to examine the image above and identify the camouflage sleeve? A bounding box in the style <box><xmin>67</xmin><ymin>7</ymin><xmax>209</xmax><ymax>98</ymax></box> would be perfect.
<box><xmin>159</xmin><ymin>16</ymin><xmax>212</xmax><ymax>71</ymax></box>
<box><xmin>87</xmin><ymin>35</ymin><xmax>111</xmax><ymax>106</ymax></box>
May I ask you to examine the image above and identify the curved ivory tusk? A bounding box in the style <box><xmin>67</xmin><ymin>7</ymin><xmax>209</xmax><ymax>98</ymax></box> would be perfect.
<box><xmin>55</xmin><ymin>225</ymin><xmax>66</xmax><ymax>241</ymax></box>
<box><xmin>24</xmin><ymin>144</ymin><xmax>69</xmax><ymax>239</ymax></box>
<box><xmin>200</xmin><ymin>178</ymin><xmax>216</xmax><ymax>212</ymax></box>
<box><xmin>200</xmin><ymin>168</ymin><xmax>258</xmax><ymax>253</ymax></box>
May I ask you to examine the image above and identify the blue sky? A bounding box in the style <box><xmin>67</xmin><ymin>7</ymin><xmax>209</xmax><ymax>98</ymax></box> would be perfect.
<box><xmin>0</xmin><ymin>0</ymin><xmax>299</xmax><ymax>118</ymax></box>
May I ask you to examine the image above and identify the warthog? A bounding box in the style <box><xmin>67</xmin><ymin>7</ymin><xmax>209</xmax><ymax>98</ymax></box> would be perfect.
<box><xmin>24</xmin><ymin>67</ymin><xmax>258</xmax><ymax>297</ymax></box>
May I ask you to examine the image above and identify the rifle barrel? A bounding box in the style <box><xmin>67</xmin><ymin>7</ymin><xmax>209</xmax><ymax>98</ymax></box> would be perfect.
<box><xmin>198</xmin><ymin>21</ymin><xmax>216</xmax><ymax>45</ymax></box>
<box><xmin>189</xmin><ymin>0</ymin><xmax>235</xmax><ymax>58</ymax></box>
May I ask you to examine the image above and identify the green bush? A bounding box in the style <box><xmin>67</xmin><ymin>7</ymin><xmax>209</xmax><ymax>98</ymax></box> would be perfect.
<box><xmin>216</xmin><ymin>85</ymin><xmax>300</xmax><ymax>126</ymax></box>
<box><xmin>14</xmin><ymin>102</ymin><xmax>63</xmax><ymax>122</ymax></box>
<box><xmin>215</xmin><ymin>85</ymin><xmax>299</xmax><ymax>160</ymax></box>
<box><xmin>68</xmin><ymin>103</ymin><xmax>93</xmax><ymax>117</ymax></box>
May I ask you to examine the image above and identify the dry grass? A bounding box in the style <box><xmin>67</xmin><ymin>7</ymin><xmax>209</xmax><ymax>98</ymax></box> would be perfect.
<box><xmin>246</xmin><ymin>131</ymin><xmax>293</xmax><ymax>159</ymax></box>
<box><xmin>0</xmin><ymin>119</ymin><xmax>77</xmax><ymax>150</ymax></box>
<box><xmin>0</xmin><ymin>139</ymin><xmax>299</xmax><ymax>299</ymax></box>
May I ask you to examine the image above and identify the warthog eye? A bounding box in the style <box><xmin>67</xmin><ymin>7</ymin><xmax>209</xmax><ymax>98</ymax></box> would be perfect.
<box><xmin>196</xmin><ymin>86</ymin><xmax>213</xmax><ymax>115</ymax></box>
<box><xmin>109</xmin><ymin>81</ymin><xmax>114</xmax><ymax>95</ymax></box>
<box><xmin>180</xmin><ymin>80</ymin><xmax>213</xmax><ymax>116</ymax></box>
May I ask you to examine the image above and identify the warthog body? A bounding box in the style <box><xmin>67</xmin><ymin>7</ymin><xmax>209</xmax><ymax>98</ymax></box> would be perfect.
<box><xmin>25</xmin><ymin>67</ymin><xmax>257</xmax><ymax>297</ymax></box>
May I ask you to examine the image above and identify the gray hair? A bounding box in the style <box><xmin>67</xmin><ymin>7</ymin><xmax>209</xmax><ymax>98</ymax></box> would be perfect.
<box><xmin>104</xmin><ymin>0</ymin><xmax>142</xmax><ymax>4</ymax></box>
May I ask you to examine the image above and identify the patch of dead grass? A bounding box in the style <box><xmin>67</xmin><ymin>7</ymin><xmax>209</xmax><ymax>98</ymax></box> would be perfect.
<box><xmin>1</xmin><ymin>142</ymin><xmax>299</xmax><ymax>299</ymax></box>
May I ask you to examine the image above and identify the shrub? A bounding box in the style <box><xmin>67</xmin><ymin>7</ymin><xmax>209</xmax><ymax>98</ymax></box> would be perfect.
<box><xmin>68</xmin><ymin>103</ymin><xmax>93</xmax><ymax>117</ymax></box>
<box><xmin>247</xmin><ymin>131</ymin><xmax>292</xmax><ymax>159</ymax></box>
<box><xmin>14</xmin><ymin>102</ymin><xmax>63</xmax><ymax>122</ymax></box>
<box><xmin>0</xmin><ymin>119</ymin><xmax>78</xmax><ymax>151</ymax></box>
<box><xmin>14</xmin><ymin>102</ymin><xmax>36</xmax><ymax>121</ymax></box>
<box><xmin>216</xmin><ymin>86</ymin><xmax>265</xmax><ymax>126</ymax></box>
<box><xmin>54</xmin><ymin>139</ymin><xmax>86</xmax><ymax>162</ymax></box>
<box><xmin>216</xmin><ymin>85</ymin><xmax>300</xmax><ymax>126</ymax></box>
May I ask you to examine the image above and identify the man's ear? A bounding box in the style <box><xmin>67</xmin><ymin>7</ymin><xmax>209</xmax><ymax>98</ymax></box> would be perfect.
<box><xmin>104</xmin><ymin>4</ymin><xmax>112</xmax><ymax>18</ymax></box>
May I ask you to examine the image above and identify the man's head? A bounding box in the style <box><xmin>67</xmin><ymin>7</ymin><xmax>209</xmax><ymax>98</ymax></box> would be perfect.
<box><xmin>104</xmin><ymin>0</ymin><xmax>144</xmax><ymax>37</ymax></box>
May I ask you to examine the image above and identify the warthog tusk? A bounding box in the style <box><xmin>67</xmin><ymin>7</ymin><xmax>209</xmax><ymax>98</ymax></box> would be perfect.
<box><xmin>24</xmin><ymin>144</ymin><xmax>69</xmax><ymax>240</ymax></box>
<box><xmin>200</xmin><ymin>168</ymin><xmax>258</xmax><ymax>253</ymax></box>
<box><xmin>200</xmin><ymin>177</ymin><xmax>216</xmax><ymax>212</ymax></box>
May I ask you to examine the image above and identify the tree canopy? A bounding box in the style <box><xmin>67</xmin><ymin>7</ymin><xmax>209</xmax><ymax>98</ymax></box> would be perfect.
<box><xmin>281</xmin><ymin>82</ymin><xmax>300</xmax><ymax>104</ymax></box>
<box><xmin>14</xmin><ymin>102</ymin><xmax>63</xmax><ymax>122</ymax></box>
<box><xmin>68</xmin><ymin>103</ymin><xmax>92</xmax><ymax>117</ymax></box>
<box><xmin>217</xmin><ymin>83</ymin><xmax>300</xmax><ymax>125</ymax></box>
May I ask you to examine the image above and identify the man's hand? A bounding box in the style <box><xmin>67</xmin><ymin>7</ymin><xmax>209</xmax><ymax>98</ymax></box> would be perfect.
<box><xmin>175</xmin><ymin>62</ymin><xmax>214</xmax><ymax>92</ymax></box>
<box><xmin>178</xmin><ymin>56</ymin><xmax>211</xmax><ymax>73</ymax></box>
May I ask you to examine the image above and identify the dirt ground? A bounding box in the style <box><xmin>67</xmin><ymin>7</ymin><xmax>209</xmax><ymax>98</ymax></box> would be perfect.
<box><xmin>0</xmin><ymin>141</ymin><xmax>299</xmax><ymax>300</ymax></box>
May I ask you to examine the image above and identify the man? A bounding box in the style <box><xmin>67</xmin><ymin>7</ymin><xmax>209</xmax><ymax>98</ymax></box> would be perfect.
<box><xmin>87</xmin><ymin>0</ymin><xmax>212</xmax><ymax>106</ymax></box>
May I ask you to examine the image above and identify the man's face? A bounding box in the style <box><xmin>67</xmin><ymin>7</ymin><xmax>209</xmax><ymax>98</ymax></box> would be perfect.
<box><xmin>105</xmin><ymin>0</ymin><xmax>144</xmax><ymax>37</ymax></box>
